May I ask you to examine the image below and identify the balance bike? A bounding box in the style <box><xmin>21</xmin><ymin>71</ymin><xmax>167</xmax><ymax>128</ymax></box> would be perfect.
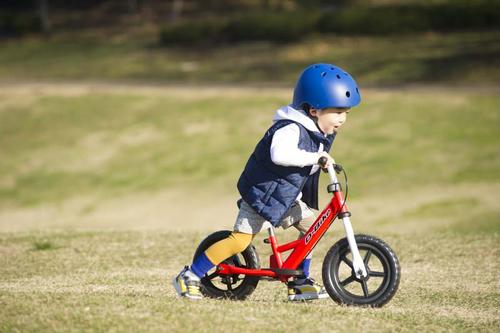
<box><xmin>193</xmin><ymin>157</ymin><xmax>400</xmax><ymax>307</ymax></box>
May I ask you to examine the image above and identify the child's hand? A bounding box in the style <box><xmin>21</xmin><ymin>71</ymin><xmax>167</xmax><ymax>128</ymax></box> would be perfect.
<box><xmin>317</xmin><ymin>152</ymin><xmax>335</xmax><ymax>168</ymax></box>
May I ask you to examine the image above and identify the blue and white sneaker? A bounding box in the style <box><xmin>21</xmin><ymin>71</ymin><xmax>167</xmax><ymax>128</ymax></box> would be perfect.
<box><xmin>172</xmin><ymin>266</ymin><xmax>203</xmax><ymax>300</ymax></box>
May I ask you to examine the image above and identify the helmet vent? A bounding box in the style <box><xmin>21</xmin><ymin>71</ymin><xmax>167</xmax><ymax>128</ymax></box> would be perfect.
<box><xmin>330</xmin><ymin>67</ymin><xmax>335</xmax><ymax>70</ymax></box>
<box><xmin>356</xmin><ymin>88</ymin><xmax>359</xmax><ymax>94</ymax></box>
<box><xmin>336</xmin><ymin>74</ymin><xmax>341</xmax><ymax>79</ymax></box>
<box><xmin>321</xmin><ymin>71</ymin><xmax>327</xmax><ymax>77</ymax></box>
<box><xmin>346</xmin><ymin>91</ymin><xmax>351</xmax><ymax>98</ymax></box>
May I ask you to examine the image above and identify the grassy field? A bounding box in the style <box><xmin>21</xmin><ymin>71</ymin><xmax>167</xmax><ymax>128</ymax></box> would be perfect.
<box><xmin>0</xmin><ymin>83</ymin><xmax>499</xmax><ymax>331</ymax></box>
<box><xmin>1</xmin><ymin>230</ymin><xmax>498</xmax><ymax>332</ymax></box>
<box><xmin>0</xmin><ymin>30</ymin><xmax>499</xmax><ymax>85</ymax></box>
<box><xmin>0</xmin><ymin>83</ymin><xmax>498</xmax><ymax>229</ymax></box>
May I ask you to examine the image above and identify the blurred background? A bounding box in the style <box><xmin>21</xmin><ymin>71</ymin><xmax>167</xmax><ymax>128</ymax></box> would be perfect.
<box><xmin>0</xmin><ymin>0</ymin><xmax>499</xmax><ymax>233</ymax></box>
<box><xmin>1</xmin><ymin>2</ymin><xmax>499</xmax><ymax>331</ymax></box>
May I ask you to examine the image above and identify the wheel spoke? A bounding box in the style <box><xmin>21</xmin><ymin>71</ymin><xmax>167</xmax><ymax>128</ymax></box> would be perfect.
<box><xmin>361</xmin><ymin>280</ymin><xmax>369</xmax><ymax>297</ymax></box>
<box><xmin>232</xmin><ymin>255</ymin><xmax>242</xmax><ymax>267</ymax></box>
<box><xmin>205</xmin><ymin>272</ymin><xmax>219</xmax><ymax>280</ymax></box>
<box><xmin>342</xmin><ymin>255</ymin><xmax>353</xmax><ymax>269</ymax></box>
<box><xmin>224</xmin><ymin>279</ymin><xmax>233</xmax><ymax>291</ymax></box>
<box><xmin>340</xmin><ymin>275</ymin><xmax>355</xmax><ymax>287</ymax></box>
<box><xmin>363</xmin><ymin>250</ymin><xmax>372</xmax><ymax>265</ymax></box>
<box><xmin>369</xmin><ymin>271</ymin><xmax>385</xmax><ymax>277</ymax></box>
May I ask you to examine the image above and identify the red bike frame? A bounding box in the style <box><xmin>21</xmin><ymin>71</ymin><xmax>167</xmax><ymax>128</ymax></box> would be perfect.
<box><xmin>217</xmin><ymin>187</ymin><xmax>349</xmax><ymax>282</ymax></box>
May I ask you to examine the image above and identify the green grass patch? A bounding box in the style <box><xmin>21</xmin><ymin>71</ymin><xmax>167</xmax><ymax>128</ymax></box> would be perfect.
<box><xmin>403</xmin><ymin>198</ymin><xmax>478</xmax><ymax>219</ymax></box>
<box><xmin>0</xmin><ymin>86</ymin><xmax>499</xmax><ymax>209</ymax></box>
<box><xmin>447</xmin><ymin>211</ymin><xmax>500</xmax><ymax>234</ymax></box>
<box><xmin>0</xmin><ymin>31</ymin><xmax>499</xmax><ymax>85</ymax></box>
<box><xmin>31</xmin><ymin>238</ymin><xmax>56</xmax><ymax>251</ymax></box>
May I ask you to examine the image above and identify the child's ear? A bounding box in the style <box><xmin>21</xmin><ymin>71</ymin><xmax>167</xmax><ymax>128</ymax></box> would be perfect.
<box><xmin>309</xmin><ymin>108</ymin><xmax>319</xmax><ymax>117</ymax></box>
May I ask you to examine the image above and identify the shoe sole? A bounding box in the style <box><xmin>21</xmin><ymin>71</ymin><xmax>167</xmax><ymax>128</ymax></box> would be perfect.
<box><xmin>172</xmin><ymin>276</ymin><xmax>202</xmax><ymax>300</ymax></box>
<box><xmin>288</xmin><ymin>293</ymin><xmax>330</xmax><ymax>301</ymax></box>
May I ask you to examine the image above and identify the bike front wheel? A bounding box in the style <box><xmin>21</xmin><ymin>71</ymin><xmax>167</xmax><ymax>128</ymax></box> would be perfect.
<box><xmin>322</xmin><ymin>234</ymin><xmax>400</xmax><ymax>307</ymax></box>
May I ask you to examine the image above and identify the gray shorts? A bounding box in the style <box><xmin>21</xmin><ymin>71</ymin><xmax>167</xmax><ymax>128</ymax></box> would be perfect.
<box><xmin>234</xmin><ymin>200</ymin><xmax>316</xmax><ymax>235</ymax></box>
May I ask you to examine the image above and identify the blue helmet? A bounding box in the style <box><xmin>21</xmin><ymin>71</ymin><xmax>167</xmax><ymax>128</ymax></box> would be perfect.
<box><xmin>292</xmin><ymin>63</ymin><xmax>361</xmax><ymax>110</ymax></box>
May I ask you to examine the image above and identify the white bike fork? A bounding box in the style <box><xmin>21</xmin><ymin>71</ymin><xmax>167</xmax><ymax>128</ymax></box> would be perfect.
<box><xmin>326</xmin><ymin>162</ymin><xmax>368</xmax><ymax>280</ymax></box>
<box><xmin>342</xmin><ymin>216</ymin><xmax>368</xmax><ymax>279</ymax></box>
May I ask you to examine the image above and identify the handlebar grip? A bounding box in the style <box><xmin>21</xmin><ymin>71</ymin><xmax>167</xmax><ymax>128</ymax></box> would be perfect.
<box><xmin>318</xmin><ymin>156</ymin><xmax>328</xmax><ymax>169</ymax></box>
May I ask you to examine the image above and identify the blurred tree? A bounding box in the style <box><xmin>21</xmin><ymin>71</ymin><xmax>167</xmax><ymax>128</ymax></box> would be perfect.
<box><xmin>295</xmin><ymin>0</ymin><xmax>351</xmax><ymax>9</ymax></box>
<box><xmin>38</xmin><ymin>0</ymin><xmax>50</xmax><ymax>34</ymax></box>
<box><xmin>128</xmin><ymin>0</ymin><xmax>139</xmax><ymax>13</ymax></box>
<box><xmin>169</xmin><ymin>0</ymin><xmax>183</xmax><ymax>22</ymax></box>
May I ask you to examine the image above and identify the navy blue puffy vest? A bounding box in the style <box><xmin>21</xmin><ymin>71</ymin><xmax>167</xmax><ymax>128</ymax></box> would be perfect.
<box><xmin>237</xmin><ymin>120</ymin><xmax>335</xmax><ymax>225</ymax></box>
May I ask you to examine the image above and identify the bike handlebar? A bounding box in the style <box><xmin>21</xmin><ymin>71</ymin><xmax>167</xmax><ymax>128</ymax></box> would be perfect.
<box><xmin>318</xmin><ymin>156</ymin><xmax>343</xmax><ymax>174</ymax></box>
<box><xmin>318</xmin><ymin>156</ymin><xmax>329</xmax><ymax>169</ymax></box>
<box><xmin>318</xmin><ymin>156</ymin><xmax>336</xmax><ymax>184</ymax></box>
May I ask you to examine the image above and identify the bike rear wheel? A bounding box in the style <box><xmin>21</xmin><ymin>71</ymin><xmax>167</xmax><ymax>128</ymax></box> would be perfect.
<box><xmin>322</xmin><ymin>234</ymin><xmax>400</xmax><ymax>307</ymax></box>
<box><xmin>193</xmin><ymin>230</ymin><xmax>260</xmax><ymax>300</ymax></box>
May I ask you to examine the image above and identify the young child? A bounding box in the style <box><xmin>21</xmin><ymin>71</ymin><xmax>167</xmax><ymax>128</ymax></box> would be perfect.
<box><xmin>173</xmin><ymin>63</ymin><xmax>361</xmax><ymax>301</ymax></box>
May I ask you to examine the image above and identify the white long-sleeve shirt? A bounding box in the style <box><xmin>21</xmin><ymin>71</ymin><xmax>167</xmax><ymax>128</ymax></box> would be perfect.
<box><xmin>268</xmin><ymin>105</ymin><xmax>327</xmax><ymax>201</ymax></box>
<box><xmin>270</xmin><ymin>123</ymin><xmax>323</xmax><ymax>175</ymax></box>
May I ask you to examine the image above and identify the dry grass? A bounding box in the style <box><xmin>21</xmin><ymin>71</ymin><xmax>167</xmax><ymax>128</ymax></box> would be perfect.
<box><xmin>0</xmin><ymin>231</ymin><xmax>498</xmax><ymax>332</ymax></box>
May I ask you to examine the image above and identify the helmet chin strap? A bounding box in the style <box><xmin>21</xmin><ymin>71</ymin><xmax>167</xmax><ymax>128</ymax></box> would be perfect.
<box><xmin>313</xmin><ymin>119</ymin><xmax>325</xmax><ymax>134</ymax></box>
<box><xmin>305</xmin><ymin>108</ymin><xmax>325</xmax><ymax>135</ymax></box>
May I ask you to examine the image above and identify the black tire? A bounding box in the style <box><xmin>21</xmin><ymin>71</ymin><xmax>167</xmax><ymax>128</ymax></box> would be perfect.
<box><xmin>193</xmin><ymin>230</ymin><xmax>260</xmax><ymax>300</ymax></box>
<box><xmin>322</xmin><ymin>234</ymin><xmax>400</xmax><ymax>307</ymax></box>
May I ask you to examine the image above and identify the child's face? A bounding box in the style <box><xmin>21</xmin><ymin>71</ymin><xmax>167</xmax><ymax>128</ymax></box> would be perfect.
<box><xmin>310</xmin><ymin>107</ymin><xmax>350</xmax><ymax>134</ymax></box>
